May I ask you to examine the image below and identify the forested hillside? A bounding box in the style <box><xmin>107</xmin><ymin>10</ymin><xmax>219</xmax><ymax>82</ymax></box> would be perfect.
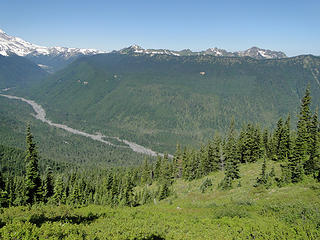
<box><xmin>0</xmin><ymin>87</ymin><xmax>319</xmax><ymax>239</ymax></box>
<box><xmin>18</xmin><ymin>53</ymin><xmax>320</xmax><ymax>153</ymax></box>
<box><xmin>0</xmin><ymin>55</ymin><xmax>48</xmax><ymax>88</ymax></box>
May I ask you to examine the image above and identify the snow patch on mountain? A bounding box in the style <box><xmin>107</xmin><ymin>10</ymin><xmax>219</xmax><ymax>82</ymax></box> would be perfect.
<box><xmin>118</xmin><ymin>45</ymin><xmax>287</xmax><ymax>59</ymax></box>
<box><xmin>0</xmin><ymin>28</ymin><xmax>105</xmax><ymax>59</ymax></box>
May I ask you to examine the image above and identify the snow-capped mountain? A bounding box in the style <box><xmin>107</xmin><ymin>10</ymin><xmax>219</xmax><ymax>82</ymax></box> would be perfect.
<box><xmin>0</xmin><ymin>28</ymin><xmax>103</xmax><ymax>58</ymax></box>
<box><xmin>236</xmin><ymin>47</ymin><xmax>287</xmax><ymax>59</ymax></box>
<box><xmin>0</xmin><ymin>28</ymin><xmax>105</xmax><ymax>72</ymax></box>
<box><xmin>118</xmin><ymin>45</ymin><xmax>287</xmax><ymax>59</ymax></box>
<box><xmin>118</xmin><ymin>45</ymin><xmax>181</xmax><ymax>56</ymax></box>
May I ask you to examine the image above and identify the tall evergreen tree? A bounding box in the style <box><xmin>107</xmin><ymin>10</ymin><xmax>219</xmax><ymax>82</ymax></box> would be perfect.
<box><xmin>53</xmin><ymin>175</ymin><xmax>64</xmax><ymax>205</ymax></box>
<box><xmin>24</xmin><ymin>125</ymin><xmax>42</xmax><ymax>205</ymax></box>
<box><xmin>141</xmin><ymin>158</ymin><xmax>151</xmax><ymax>185</ymax></box>
<box><xmin>300</xmin><ymin>85</ymin><xmax>313</xmax><ymax>154</ymax></box>
<box><xmin>305</xmin><ymin>111</ymin><xmax>320</xmax><ymax>175</ymax></box>
<box><xmin>273</xmin><ymin>118</ymin><xmax>284</xmax><ymax>161</ymax></box>
<box><xmin>199</xmin><ymin>144</ymin><xmax>211</xmax><ymax>176</ymax></box>
<box><xmin>290</xmin><ymin>87</ymin><xmax>312</xmax><ymax>183</ymax></box>
<box><xmin>43</xmin><ymin>167</ymin><xmax>54</xmax><ymax>202</ymax></box>
<box><xmin>208</xmin><ymin>135</ymin><xmax>221</xmax><ymax>172</ymax></box>
<box><xmin>282</xmin><ymin>115</ymin><xmax>292</xmax><ymax>161</ymax></box>
<box><xmin>173</xmin><ymin>144</ymin><xmax>183</xmax><ymax>178</ymax></box>
<box><xmin>0</xmin><ymin>171</ymin><xmax>8</xmax><ymax>207</ymax></box>
<box><xmin>222</xmin><ymin>119</ymin><xmax>240</xmax><ymax>188</ymax></box>
<box><xmin>263</xmin><ymin>129</ymin><xmax>270</xmax><ymax>157</ymax></box>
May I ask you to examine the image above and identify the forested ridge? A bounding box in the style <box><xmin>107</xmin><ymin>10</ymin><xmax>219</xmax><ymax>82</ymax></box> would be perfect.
<box><xmin>0</xmin><ymin>86</ymin><xmax>319</xmax><ymax>239</ymax></box>
<box><xmin>14</xmin><ymin>54</ymin><xmax>320</xmax><ymax>153</ymax></box>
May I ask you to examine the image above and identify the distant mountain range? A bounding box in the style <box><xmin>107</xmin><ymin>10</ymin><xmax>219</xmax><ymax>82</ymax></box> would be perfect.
<box><xmin>118</xmin><ymin>45</ymin><xmax>287</xmax><ymax>59</ymax></box>
<box><xmin>0</xmin><ymin>28</ymin><xmax>287</xmax><ymax>73</ymax></box>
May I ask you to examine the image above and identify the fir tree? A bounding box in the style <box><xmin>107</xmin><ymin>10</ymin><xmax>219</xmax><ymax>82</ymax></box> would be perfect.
<box><xmin>154</xmin><ymin>156</ymin><xmax>162</xmax><ymax>180</ymax></box>
<box><xmin>158</xmin><ymin>182</ymin><xmax>170</xmax><ymax>200</ymax></box>
<box><xmin>160</xmin><ymin>153</ymin><xmax>172</xmax><ymax>183</ymax></box>
<box><xmin>263</xmin><ymin>129</ymin><xmax>270</xmax><ymax>157</ymax></box>
<box><xmin>43</xmin><ymin>167</ymin><xmax>54</xmax><ymax>202</ymax></box>
<box><xmin>211</xmin><ymin>134</ymin><xmax>222</xmax><ymax>171</ymax></box>
<box><xmin>273</xmin><ymin>118</ymin><xmax>284</xmax><ymax>161</ymax></box>
<box><xmin>24</xmin><ymin>125</ymin><xmax>42</xmax><ymax>205</ymax></box>
<box><xmin>255</xmin><ymin>158</ymin><xmax>268</xmax><ymax>186</ymax></box>
<box><xmin>222</xmin><ymin>119</ymin><xmax>240</xmax><ymax>188</ymax></box>
<box><xmin>53</xmin><ymin>175</ymin><xmax>64</xmax><ymax>205</ymax></box>
<box><xmin>199</xmin><ymin>144</ymin><xmax>211</xmax><ymax>176</ymax></box>
<box><xmin>300</xmin><ymin>85</ymin><xmax>313</xmax><ymax>154</ymax></box>
<box><xmin>173</xmin><ymin>144</ymin><xmax>183</xmax><ymax>178</ymax></box>
<box><xmin>305</xmin><ymin>112</ymin><xmax>320</xmax><ymax>175</ymax></box>
<box><xmin>290</xmin><ymin>87</ymin><xmax>312</xmax><ymax>183</ymax></box>
<box><xmin>0</xmin><ymin>171</ymin><xmax>8</xmax><ymax>207</ymax></box>
<box><xmin>282</xmin><ymin>115</ymin><xmax>292</xmax><ymax>160</ymax></box>
<box><xmin>121</xmin><ymin>174</ymin><xmax>135</xmax><ymax>206</ymax></box>
<box><xmin>141</xmin><ymin>158</ymin><xmax>151</xmax><ymax>185</ymax></box>
<box><xmin>224</xmin><ymin>119</ymin><xmax>240</xmax><ymax>180</ymax></box>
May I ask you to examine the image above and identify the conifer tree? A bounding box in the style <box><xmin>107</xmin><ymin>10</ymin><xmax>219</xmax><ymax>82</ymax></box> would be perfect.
<box><xmin>160</xmin><ymin>153</ymin><xmax>172</xmax><ymax>183</ymax></box>
<box><xmin>141</xmin><ymin>158</ymin><xmax>151</xmax><ymax>185</ymax></box>
<box><xmin>211</xmin><ymin>134</ymin><xmax>222</xmax><ymax>171</ymax></box>
<box><xmin>224</xmin><ymin>119</ymin><xmax>240</xmax><ymax>180</ymax></box>
<box><xmin>305</xmin><ymin>111</ymin><xmax>320</xmax><ymax>175</ymax></box>
<box><xmin>0</xmin><ymin>171</ymin><xmax>8</xmax><ymax>207</ymax></box>
<box><xmin>43</xmin><ymin>167</ymin><xmax>54</xmax><ymax>202</ymax></box>
<box><xmin>273</xmin><ymin>118</ymin><xmax>284</xmax><ymax>161</ymax></box>
<box><xmin>105</xmin><ymin>172</ymin><xmax>113</xmax><ymax>191</ymax></box>
<box><xmin>173</xmin><ymin>144</ymin><xmax>183</xmax><ymax>178</ymax></box>
<box><xmin>158</xmin><ymin>182</ymin><xmax>170</xmax><ymax>200</ymax></box>
<box><xmin>154</xmin><ymin>156</ymin><xmax>162</xmax><ymax>180</ymax></box>
<box><xmin>53</xmin><ymin>175</ymin><xmax>64</xmax><ymax>205</ymax></box>
<box><xmin>263</xmin><ymin>129</ymin><xmax>270</xmax><ymax>157</ymax></box>
<box><xmin>199</xmin><ymin>144</ymin><xmax>211</xmax><ymax>176</ymax></box>
<box><xmin>222</xmin><ymin>119</ymin><xmax>240</xmax><ymax>188</ymax></box>
<box><xmin>300</xmin><ymin>85</ymin><xmax>313</xmax><ymax>154</ymax></box>
<box><xmin>290</xmin><ymin>87</ymin><xmax>312</xmax><ymax>182</ymax></box>
<box><xmin>255</xmin><ymin>158</ymin><xmax>269</xmax><ymax>186</ymax></box>
<box><xmin>122</xmin><ymin>174</ymin><xmax>135</xmax><ymax>206</ymax></box>
<box><xmin>24</xmin><ymin>125</ymin><xmax>42</xmax><ymax>205</ymax></box>
<box><xmin>282</xmin><ymin>115</ymin><xmax>292</xmax><ymax>161</ymax></box>
<box><xmin>182</xmin><ymin>148</ymin><xmax>191</xmax><ymax>180</ymax></box>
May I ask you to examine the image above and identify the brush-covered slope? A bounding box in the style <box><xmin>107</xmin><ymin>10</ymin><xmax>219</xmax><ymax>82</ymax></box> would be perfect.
<box><xmin>1</xmin><ymin>161</ymin><xmax>320</xmax><ymax>239</ymax></box>
<box><xmin>29</xmin><ymin>53</ymin><xmax>320</xmax><ymax>152</ymax></box>
<box><xmin>0</xmin><ymin>55</ymin><xmax>48</xmax><ymax>88</ymax></box>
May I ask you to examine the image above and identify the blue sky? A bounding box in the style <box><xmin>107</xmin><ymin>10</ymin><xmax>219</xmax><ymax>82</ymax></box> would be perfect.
<box><xmin>0</xmin><ymin>0</ymin><xmax>319</xmax><ymax>56</ymax></box>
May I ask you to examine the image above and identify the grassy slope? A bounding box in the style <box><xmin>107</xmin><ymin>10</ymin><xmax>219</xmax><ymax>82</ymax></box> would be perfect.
<box><xmin>1</xmin><ymin>161</ymin><xmax>319</xmax><ymax>239</ymax></box>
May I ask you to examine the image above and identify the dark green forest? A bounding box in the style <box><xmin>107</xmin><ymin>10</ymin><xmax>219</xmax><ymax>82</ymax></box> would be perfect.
<box><xmin>12</xmin><ymin>54</ymin><xmax>320</xmax><ymax>153</ymax></box>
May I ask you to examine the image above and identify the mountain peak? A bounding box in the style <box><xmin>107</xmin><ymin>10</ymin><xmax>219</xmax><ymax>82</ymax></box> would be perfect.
<box><xmin>0</xmin><ymin>29</ymin><xmax>104</xmax><ymax>58</ymax></box>
<box><xmin>238</xmin><ymin>47</ymin><xmax>287</xmax><ymax>59</ymax></box>
<box><xmin>117</xmin><ymin>45</ymin><xmax>286</xmax><ymax>59</ymax></box>
<box><xmin>130</xmin><ymin>44</ymin><xmax>143</xmax><ymax>50</ymax></box>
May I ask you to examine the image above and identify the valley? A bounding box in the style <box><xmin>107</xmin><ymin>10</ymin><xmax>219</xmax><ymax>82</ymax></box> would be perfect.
<box><xmin>0</xmin><ymin>93</ymin><xmax>163</xmax><ymax>157</ymax></box>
